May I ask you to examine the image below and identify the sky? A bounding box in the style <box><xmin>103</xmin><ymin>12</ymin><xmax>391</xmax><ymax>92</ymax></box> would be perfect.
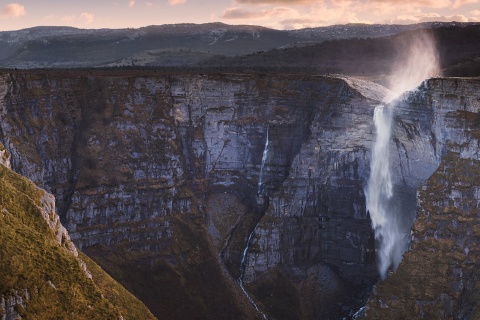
<box><xmin>1</xmin><ymin>0</ymin><xmax>480</xmax><ymax>31</ymax></box>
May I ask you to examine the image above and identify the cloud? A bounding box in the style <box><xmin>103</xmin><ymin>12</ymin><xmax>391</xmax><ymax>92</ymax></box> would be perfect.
<box><xmin>221</xmin><ymin>6</ymin><xmax>296</xmax><ymax>20</ymax></box>
<box><xmin>61</xmin><ymin>14</ymin><xmax>76</xmax><ymax>22</ymax></box>
<box><xmin>391</xmin><ymin>12</ymin><xmax>470</xmax><ymax>23</ymax></box>
<box><xmin>129</xmin><ymin>0</ymin><xmax>135</xmax><ymax>7</ymax></box>
<box><xmin>168</xmin><ymin>0</ymin><xmax>187</xmax><ymax>5</ymax></box>
<box><xmin>61</xmin><ymin>12</ymin><xmax>94</xmax><ymax>24</ymax></box>
<box><xmin>222</xmin><ymin>7</ymin><xmax>261</xmax><ymax>19</ymax></box>
<box><xmin>453</xmin><ymin>0</ymin><xmax>480</xmax><ymax>8</ymax></box>
<box><xmin>223</xmin><ymin>0</ymin><xmax>480</xmax><ymax>29</ymax></box>
<box><xmin>80</xmin><ymin>12</ymin><xmax>94</xmax><ymax>24</ymax></box>
<box><xmin>237</xmin><ymin>0</ymin><xmax>452</xmax><ymax>7</ymax></box>
<box><xmin>361</xmin><ymin>0</ymin><xmax>451</xmax><ymax>8</ymax></box>
<box><xmin>236</xmin><ymin>0</ymin><xmax>317</xmax><ymax>4</ymax></box>
<box><xmin>279</xmin><ymin>18</ymin><xmax>315</xmax><ymax>29</ymax></box>
<box><xmin>2</xmin><ymin>3</ymin><xmax>26</xmax><ymax>18</ymax></box>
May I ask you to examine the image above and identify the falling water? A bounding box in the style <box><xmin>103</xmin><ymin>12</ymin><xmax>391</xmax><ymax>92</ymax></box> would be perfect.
<box><xmin>365</xmin><ymin>105</ymin><xmax>398</xmax><ymax>279</ymax></box>
<box><xmin>258</xmin><ymin>125</ymin><xmax>269</xmax><ymax>194</ymax></box>
<box><xmin>238</xmin><ymin>224</ymin><xmax>268</xmax><ymax>319</ymax></box>
<box><xmin>365</xmin><ymin>30</ymin><xmax>440</xmax><ymax>279</ymax></box>
<box><xmin>235</xmin><ymin>125</ymin><xmax>271</xmax><ymax>319</ymax></box>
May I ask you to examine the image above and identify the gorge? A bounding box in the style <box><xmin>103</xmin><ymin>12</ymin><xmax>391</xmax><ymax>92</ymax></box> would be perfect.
<box><xmin>0</xmin><ymin>69</ymin><xmax>479</xmax><ymax>319</ymax></box>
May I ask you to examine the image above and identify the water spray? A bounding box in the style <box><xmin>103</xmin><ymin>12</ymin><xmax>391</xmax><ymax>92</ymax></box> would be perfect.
<box><xmin>365</xmin><ymin>30</ymin><xmax>440</xmax><ymax>279</ymax></box>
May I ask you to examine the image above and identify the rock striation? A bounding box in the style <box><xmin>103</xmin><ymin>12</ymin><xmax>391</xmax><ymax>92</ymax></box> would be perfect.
<box><xmin>1</xmin><ymin>70</ymin><xmax>479</xmax><ymax>319</ymax></box>
<box><xmin>366</xmin><ymin>78</ymin><xmax>480</xmax><ymax>319</ymax></box>
<box><xmin>0</xmin><ymin>142</ymin><xmax>155</xmax><ymax>320</ymax></box>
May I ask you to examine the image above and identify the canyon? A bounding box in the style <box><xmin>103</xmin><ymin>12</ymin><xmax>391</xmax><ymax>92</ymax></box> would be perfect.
<box><xmin>0</xmin><ymin>69</ymin><xmax>479</xmax><ymax>319</ymax></box>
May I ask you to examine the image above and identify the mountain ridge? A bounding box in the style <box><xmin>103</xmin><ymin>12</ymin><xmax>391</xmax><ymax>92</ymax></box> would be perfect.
<box><xmin>0</xmin><ymin>21</ymin><xmax>478</xmax><ymax>69</ymax></box>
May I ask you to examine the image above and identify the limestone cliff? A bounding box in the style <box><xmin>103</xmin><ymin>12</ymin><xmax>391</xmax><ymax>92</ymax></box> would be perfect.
<box><xmin>1</xmin><ymin>70</ymin><xmax>479</xmax><ymax>319</ymax></box>
<box><xmin>0</xmin><ymin>70</ymin><xmax>392</xmax><ymax>319</ymax></box>
<box><xmin>366</xmin><ymin>78</ymin><xmax>480</xmax><ymax>319</ymax></box>
<box><xmin>0</xmin><ymin>142</ymin><xmax>155</xmax><ymax>320</ymax></box>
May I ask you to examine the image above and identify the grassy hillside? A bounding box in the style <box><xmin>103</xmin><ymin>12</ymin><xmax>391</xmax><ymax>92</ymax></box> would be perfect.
<box><xmin>0</xmin><ymin>146</ymin><xmax>155</xmax><ymax>320</ymax></box>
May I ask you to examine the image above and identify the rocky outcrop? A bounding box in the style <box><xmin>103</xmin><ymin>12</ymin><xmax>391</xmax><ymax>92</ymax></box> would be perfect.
<box><xmin>1</xmin><ymin>70</ymin><xmax>479</xmax><ymax>319</ymax></box>
<box><xmin>0</xmin><ymin>142</ymin><xmax>155</xmax><ymax>320</ymax></box>
<box><xmin>366</xmin><ymin>78</ymin><xmax>480</xmax><ymax>319</ymax></box>
<box><xmin>1</xmin><ymin>289</ymin><xmax>29</xmax><ymax>320</ymax></box>
<box><xmin>0</xmin><ymin>71</ymin><xmax>391</xmax><ymax>319</ymax></box>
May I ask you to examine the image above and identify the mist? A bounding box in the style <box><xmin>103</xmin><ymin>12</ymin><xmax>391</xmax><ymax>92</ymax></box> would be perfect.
<box><xmin>388</xmin><ymin>30</ymin><xmax>440</xmax><ymax>100</ymax></box>
<box><xmin>366</xmin><ymin>30</ymin><xmax>440</xmax><ymax>279</ymax></box>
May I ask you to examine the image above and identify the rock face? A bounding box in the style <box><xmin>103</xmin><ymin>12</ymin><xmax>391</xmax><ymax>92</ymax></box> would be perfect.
<box><xmin>0</xmin><ymin>142</ymin><xmax>155</xmax><ymax>320</ymax></box>
<box><xmin>1</xmin><ymin>70</ymin><xmax>479</xmax><ymax>319</ymax></box>
<box><xmin>365</xmin><ymin>78</ymin><xmax>480</xmax><ymax>319</ymax></box>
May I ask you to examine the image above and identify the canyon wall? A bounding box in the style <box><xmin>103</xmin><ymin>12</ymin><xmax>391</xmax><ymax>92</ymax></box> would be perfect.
<box><xmin>367</xmin><ymin>78</ymin><xmax>480</xmax><ymax>319</ymax></box>
<box><xmin>0</xmin><ymin>141</ymin><xmax>155</xmax><ymax>320</ymax></box>
<box><xmin>0</xmin><ymin>71</ymin><xmax>478</xmax><ymax>319</ymax></box>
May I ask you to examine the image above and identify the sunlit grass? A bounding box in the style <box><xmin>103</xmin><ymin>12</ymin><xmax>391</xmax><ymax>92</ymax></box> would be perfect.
<box><xmin>0</xmin><ymin>162</ymin><xmax>155</xmax><ymax>319</ymax></box>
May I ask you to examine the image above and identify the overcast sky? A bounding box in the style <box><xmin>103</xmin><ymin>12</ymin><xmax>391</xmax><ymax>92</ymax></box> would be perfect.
<box><xmin>1</xmin><ymin>0</ymin><xmax>479</xmax><ymax>31</ymax></box>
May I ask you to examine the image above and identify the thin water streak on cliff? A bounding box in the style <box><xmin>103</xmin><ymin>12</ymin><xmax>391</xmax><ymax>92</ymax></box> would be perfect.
<box><xmin>236</xmin><ymin>124</ymin><xmax>271</xmax><ymax>319</ymax></box>
<box><xmin>238</xmin><ymin>222</ymin><xmax>268</xmax><ymax>320</ymax></box>
<box><xmin>258</xmin><ymin>124</ymin><xmax>269</xmax><ymax>194</ymax></box>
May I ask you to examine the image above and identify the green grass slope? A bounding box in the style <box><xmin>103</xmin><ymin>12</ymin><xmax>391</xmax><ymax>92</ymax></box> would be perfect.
<box><xmin>0</xmin><ymin>146</ymin><xmax>156</xmax><ymax>320</ymax></box>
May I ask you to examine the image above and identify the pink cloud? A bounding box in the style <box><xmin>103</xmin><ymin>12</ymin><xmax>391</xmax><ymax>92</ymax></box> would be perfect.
<box><xmin>61</xmin><ymin>12</ymin><xmax>94</xmax><ymax>24</ymax></box>
<box><xmin>221</xmin><ymin>7</ymin><xmax>262</xmax><ymax>19</ymax></box>
<box><xmin>279</xmin><ymin>18</ymin><xmax>315</xmax><ymax>29</ymax></box>
<box><xmin>2</xmin><ymin>3</ymin><xmax>26</xmax><ymax>18</ymax></box>
<box><xmin>392</xmin><ymin>12</ymin><xmax>470</xmax><ymax>23</ymax></box>
<box><xmin>236</xmin><ymin>0</ymin><xmax>316</xmax><ymax>4</ymax></box>
<box><xmin>223</xmin><ymin>0</ymin><xmax>480</xmax><ymax>28</ymax></box>
<box><xmin>221</xmin><ymin>6</ymin><xmax>296</xmax><ymax>20</ymax></box>
<box><xmin>453</xmin><ymin>0</ymin><xmax>480</xmax><ymax>8</ymax></box>
<box><xmin>80</xmin><ymin>12</ymin><xmax>94</xmax><ymax>24</ymax></box>
<box><xmin>168</xmin><ymin>0</ymin><xmax>187</xmax><ymax>5</ymax></box>
<box><xmin>129</xmin><ymin>0</ymin><xmax>135</xmax><ymax>7</ymax></box>
<box><xmin>61</xmin><ymin>14</ymin><xmax>76</xmax><ymax>22</ymax></box>
<box><xmin>364</xmin><ymin>0</ymin><xmax>451</xmax><ymax>8</ymax></box>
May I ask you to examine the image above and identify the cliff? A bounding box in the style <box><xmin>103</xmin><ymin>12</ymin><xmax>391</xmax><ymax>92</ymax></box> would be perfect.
<box><xmin>0</xmin><ymin>142</ymin><xmax>155</xmax><ymax>320</ymax></box>
<box><xmin>0</xmin><ymin>70</ymin><xmax>389</xmax><ymax>319</ymax></box>
<box><xmin>0</xmin><ymin>70</ymin><xmax>479</xmax><ymax>319</ymax></box>
<box><xmin>366</xmin><ymin>78</ymin><xmax>480</xmax><ymax>319</ymax></box>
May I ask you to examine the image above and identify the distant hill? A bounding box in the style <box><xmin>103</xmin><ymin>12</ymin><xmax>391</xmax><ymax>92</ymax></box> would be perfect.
<box><xmin>0</xmin><ymin>22</ymin><xmax>471</xmax><ymax>69</ymax></box>
<box><xmin>198</xmin><ymin>24</ymin><xmax>480</xmax><ymax>79</ymax></box>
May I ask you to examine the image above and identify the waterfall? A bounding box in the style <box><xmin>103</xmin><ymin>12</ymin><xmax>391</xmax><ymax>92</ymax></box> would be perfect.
<box><xmin>238</xmin><ymin>224</ymin><xmax>268</xmax><ymax>319</ymax></box>
<box><xmin>365</xmin><ymin>105</ymin><xmax>402</xmax><ymax>279</ymax></box>
<box><xmin>258</xmin><ymin>125</ymin><xmax>269</xmax><ymax>194</ymax></box>
<box><xmin>235</xmin><ymin>125</ymin><xmax>271</xmax><ymax>319</ymax></box>
<box><xmin>365</xmin><ymin>30</ymin><xmax>440</xmax><ymax>280</ymax></box>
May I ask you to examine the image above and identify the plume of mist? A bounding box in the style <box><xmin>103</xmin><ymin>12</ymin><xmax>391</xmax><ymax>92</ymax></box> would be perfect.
<box><xmin>387</xmin><ymin>30</ymin><xmax>440</xmax><ymax>100</ymax></box>
<box><xmin>366</xmin><ymin>29</ymin><xmax>440</xmax><ymax>279</ymax></box>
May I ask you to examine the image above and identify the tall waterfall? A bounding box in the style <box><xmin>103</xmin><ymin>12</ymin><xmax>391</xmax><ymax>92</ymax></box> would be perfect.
<box><xmin>365</xmin><ymin>105</ymin><xmax>398</xmax><ymax>279</ymax></box>
<box><xmin>365</xmin><ymin>30</ymin><xmax>440</xmax><ymax>279</ymax></box>
<box><xmin>236</xmin><ymin>124</ymin><xmax>271</xmax><ymax>319</ymax></box>
<box><xmin>258</xmin><ymin>125</ymin><xmax>269</xmax><ymax>194</ymax></box>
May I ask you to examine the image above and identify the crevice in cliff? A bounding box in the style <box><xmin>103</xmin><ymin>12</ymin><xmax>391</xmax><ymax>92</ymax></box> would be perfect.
<box><xmin>220</xmin><ymin>194</ymin><xmax>268</xmax><ymax>281</ymax></box>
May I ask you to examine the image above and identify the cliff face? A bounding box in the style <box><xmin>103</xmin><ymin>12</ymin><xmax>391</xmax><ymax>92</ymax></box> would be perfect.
<box><xmin>0</xmin><ymin>142</ymin><xmax>155</xmax><ymax>320</ymax></box>
<box><xmin>366</xmin><ymin>78</ymin><xmax>480</xmax><ymax>319</ymax></box>
<box><xmin>0</xmin><ymin>70</ymin><xmax>478</xmax><ymax>319</ymax></box>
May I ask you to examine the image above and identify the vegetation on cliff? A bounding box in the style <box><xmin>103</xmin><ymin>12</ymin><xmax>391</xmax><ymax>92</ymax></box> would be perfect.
<box><xmin>366</xmin><ymin>152</ymin><xmax>480</xmax><ymax>319</ymax></box>
<box><xmin>0</xmin><ymin>147</ymin><xmax>155</xmax><ymax>320</ymax></box>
